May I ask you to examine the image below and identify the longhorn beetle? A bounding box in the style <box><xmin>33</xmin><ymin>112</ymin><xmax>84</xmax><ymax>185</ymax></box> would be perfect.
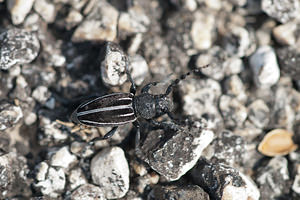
<box><xmin>71</xmin><ymin>47</ymin><xmax>209</xmax><ymax>146</ymax></box>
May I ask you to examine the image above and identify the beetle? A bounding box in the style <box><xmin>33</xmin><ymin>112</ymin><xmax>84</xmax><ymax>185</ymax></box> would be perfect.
<box><xmin>71</xmin><ymin>51</ymin><xmax>209</xmax><ymax>146</ymax></box>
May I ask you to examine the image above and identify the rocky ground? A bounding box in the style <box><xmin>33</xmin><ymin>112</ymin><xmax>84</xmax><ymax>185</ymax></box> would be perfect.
<box><xmin>1</xmin><ymin>0</ymin><xmax>300</xmax><ymax>199</ymax></box>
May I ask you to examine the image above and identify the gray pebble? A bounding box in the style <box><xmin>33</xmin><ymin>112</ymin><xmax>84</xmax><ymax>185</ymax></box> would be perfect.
<box><xmin>137</xmin><ymin>118</ymin><xmax>214</xmax><ymax>181</ymax></box>
<box><xmin>224</xmin><ymin>75</ymin><xmax>247</xmax><ymax>104</ymax></box>
<box><xmin>71</xmin><ymin>184</ymin><xmax>106</xmax><ymax>200</ymax></box>
<box><xmin>129</xmin><ymin>54</ymin><xmax>149</xmax><ymax>86</ymax></box>
<box><xmin>0</xmin><ymin>28</ymin><xmax>40</xmax><ymax>70</ymax></box>
<box><xmin>219</xmin><ymin>95</ymin><xmax>248</xmax><ymax>128</ymax></box>
<box><xmin>256</xmin><ymin>156</ymin><xmax>290</xmax><ymax>200</ymax></box>
<box><xmin>72</xmin><ymin>0</ymin><xmax>118</xmax><ymax>42</ymax></box>
<box><xmin>68</xmin><ymin>168</ymin><xmax>88</xmax><ymax>191</ymax></box>
<box><xmin>7</xmin><ymin>0</ymin><xmax>35</xmax><ymax>25</ymax></box>
<box><xmin>249</xmin><ymin>46</ymin><xmax>280</xmax><ymax>87</ymax></box>
<box><xmin>50</xmin><ymin>146</ymin><xmax>77</xmax><ymax>170</ymax></box>
<box><xmin>34</xmin><ymin>164</ymin><xmax>66</xmax><ymax>198</ymax></box>
<box><xmin>32</xmin><ymin>86</ymin><xmax>51</xmax><ymax>105</ymax></box>
<box><xmin>248</xmin><ymin>99</ymin><xmax>270</xmax><ymax>129</ymax></box>
<box><xmin>273</xmin><ymin>22</ymin><xmax>297</xmax><ymax>46</ymax></box>
<box><xmin>90</xmin><ymin>147</ymin><xmax>129</xmax><ymax>199</ymax></box>
<box><xmin>147</xmin><ymin>185</ymin><xmax>209</xmax><ymax>200</ymax></box>
<box><xmin>0</xmin><ymin>101</ymin><xmax>23</xmax><ymax>131</ymax></box>
<box><xmin>34</xmin><ymin>0</ymin><xmax>56</xmax><ymax>23</ymax></box>
<box><xmin>202</xmin><ymin>130</ymin><xmax>246</xmax><ymax>169</ymax></box>
<box><xmin>191</xmin><ymin>158</ymin><xmax>260</xmax><ymax>200</ymax></box>
<box><xmin>262</xmin><ymin>0</ymin><xmax>300</xmax><ymax>23</ymax></box>
<box><xmin>277</xmin><ymin>46</ymin><xmax>300</xmax><ymax>80</ymax></box>
<box><xmin>100</xmin><ymin>42</ymin><xmax>130</xmax><ymax>87</ymax></box>
<box><xmin>0</xmin><ymin>152</ymin><xmax>31</xmax><ymax>198</ymax></box>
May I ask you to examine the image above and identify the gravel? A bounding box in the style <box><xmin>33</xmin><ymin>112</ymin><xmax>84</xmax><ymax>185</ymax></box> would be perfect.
<box><xmin>1</xmin><ymin>0</ymin><xmax>300</xmax><ymax>199</ymax></box>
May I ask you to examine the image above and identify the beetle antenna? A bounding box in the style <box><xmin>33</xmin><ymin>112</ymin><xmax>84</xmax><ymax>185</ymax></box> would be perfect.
<box><xmin>163</xmin><ymin>64</ymin><xmax>210</xmax><ymax>97</ymax></box>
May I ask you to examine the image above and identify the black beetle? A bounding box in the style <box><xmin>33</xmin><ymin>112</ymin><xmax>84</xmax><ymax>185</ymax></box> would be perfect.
<box><xmin>71</xmin><ymin>51</ymin><xmax>209</xmax><ymax>146</ymax></box>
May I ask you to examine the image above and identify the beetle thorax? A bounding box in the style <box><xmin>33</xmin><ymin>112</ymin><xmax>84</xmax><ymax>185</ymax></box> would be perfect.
<box><xmin>134</xmin><ymin>93</ymin><xmax>156</xmax><ymax>119</ymax></box>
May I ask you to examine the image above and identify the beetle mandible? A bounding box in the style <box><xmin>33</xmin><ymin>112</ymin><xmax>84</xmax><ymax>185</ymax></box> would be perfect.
<box><xmin>71</xmin><ymin>45</ymin><xmax>209</xmax><ymax>146</ymax></box>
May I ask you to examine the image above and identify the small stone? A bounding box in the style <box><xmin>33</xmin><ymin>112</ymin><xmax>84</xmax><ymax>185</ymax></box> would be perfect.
<box><xmin>136</xmin><ymin>173</ymin><xmax>159</xmax><ymax>194</ymax></box>
<box><xmin>202</xmin><ymin>130</ymin><xmax>246</xmax><ymax>168</ymax></box>
<box><xmin>262</xmin><ymin>0</ymin><xmax>300</xmax><ymax>23</ymax></box>
<box><xmin>258</xmin><ymin>129</ymin><xmax>298</xmax><ymax>157</ymax></box>
<box><xmin>248</xmin><ymin>99</ymin><xmax>270</xmax><ymax>129</ymax></box>
<box><xmin>68</xmin><ymin>168</ymin><xmax>88</xmax><ymax>191</ymax></box>
<box><xmin>72</xmin><ymin>0</ymin><xmax>118</xmax><ymax>42</ymax></box>
<box><xmin>147</xmin><ymin>185</ymin><xmax>209</xmax><ymax>200</ymax></box>
<box><xmin>137</xmin><ymin>118</ymin><xmax>214</xmax><ymax>181</ymax></box>
<box><xmin>118</xmin><ymin>5</ymin><xmax>150</xmax><ymax>35</ymax></box>
<box><xmin>219</xmin><ymin>95</ymin><xmax>247</xmax><ymax>128</ymax></box>
<box><xmin>32</xmin><ymin>86</ymin><xmax>51</xmax><ymax>104</ymax></box>
<box><xmin>191</xmin><ymin>11</ymin><xmax>215</xmax><ymax>50</ymax></box>
<box><xmin>34</xmin><ymin>0</ymin><xmax>56</xmax><ymax>23</ymax></box>
<box><xmin>292</xmin><ymin>164</ymin><xmax>300</xmax><ymax>194</ymax></box>
<box><xmin>34</xmin><ymin>166</ymin><xmax>66</xmax><ymax>198</ymax></box>
<box><xmin>7</xmin><ymin>0</ymin><xmax>35</xmax><ymax>25</ymax></box>
<box><xmin>273</xmin><ymin>21</ymin><xmax>297</xmax><ymax>46</ymax></box>
<box><xmin>0</xmin><ymin>101</ymin><xmax>23</xmax><ymax>131</ymax></box>
<box><xmin>249</xmin><ymin>46</ymin><xmax>280</xmax><ymax>87</ymax></box>
<box><xmin>224</xmin><ymin>75</ymin><xmax>247</xmax><ymax>103</ymax></box>
<box><xmin>0</xmin><ymin>152</ymin><xmax>31</xmax><ymax>198</ymax></box>
<box><xmin>100</xmin><ymin>42</ymin><xmax>129</xmax><ymax>87</ymax></box>
<box><xmin>234</xmin><ymin>120</ymin><xmax>263</xmax><ymax>141</ymax></box>
<box><xmin>65</xmin><ymin>9</ymin><xmax>83</xmax><ymax>29</ymax></box>
<box><xmin>256</xmin><ymin>156</ymin><xmax>290</xmax><ymax>199</ymax></box>
<box><xmin>129</xmin><ymin>54</ymin><xmax>149</xmax><ymax>85</ymax></box>
<box><xmin>71</xmin><ymin>184</ymin><xmax>105</xmax><ymax>200</ymax></box>
<box><xmin>90</xmin><ymin>147</ymin><xmax>129</xmax><ymax>199</ymax></box>
<box><xmin>191</xmin><ymin>158</ymin><xmax>260</xmax><ymax>200</ymax></box>
<box><xmin>50</xmin><ymin>146</ymin><xmax>77</xmax><ymax>169</ymax></box>
<box><xmin>0</xmin><ymin>28</ymin><xmax>40</xmax><ymax>70</ymax></box>
<box><xmin>277</xmin><ymin>46</ymin><xmax>300</xmax><ymax>80</ymax></box>
<box><xmin>223</xmin><ymin>25</ymin><xmax>255</xmax><ymax>57</ymax></box>
<box><xmin>38</xmin><ymin>114</ymin><xmax>69</xmax><ymax>146</ymax></box>
<box><xmin>179</xmin><ymin>78</ymin><xmax>223</xmax><ymax>132</ymax></box>
<box><xmin>36</xmin><ymin>162</ymin><xmax>49</xmax><ymax>181</ymax></box>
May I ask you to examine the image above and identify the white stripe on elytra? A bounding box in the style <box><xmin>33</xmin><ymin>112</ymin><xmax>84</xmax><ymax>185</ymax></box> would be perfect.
<box><xmin>77</xmin><ymin>104</ymin><xmax>133</xmax><ymax>116</ymax></box>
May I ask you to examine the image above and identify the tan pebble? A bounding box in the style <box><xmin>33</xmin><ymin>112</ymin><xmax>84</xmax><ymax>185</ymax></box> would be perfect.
<box><xmin>258</xmin><ymin>129</ymin><xmax>298</xmax><ymax>156</ymax></box>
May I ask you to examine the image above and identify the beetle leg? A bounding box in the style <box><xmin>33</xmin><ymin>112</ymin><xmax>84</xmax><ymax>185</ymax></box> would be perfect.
<box><xmin>167</xmin><ymin>112</ymin><xmax>189</xmax><ymax>126</ymax></box>
<box><xmin>141</xmin><ymin>82</ymin><xmax>159</xmax><ymax>94</ymax></box>
<box><xmin>125</xmin><ymin>59</ymin><xmax>137</xmax><ymax>94</ymax></box>
<box><xmin>88</xmin><ymin>126</ymin><xmax>118</xmax><ymax>146</ymax></box>
<box><xmin>149</xmin><ymin>119</ymin><xmax>179</xmax><ymax>131</ymax></box>
<box><xmin>133</xmin><ymin>121</ymin><xmax>141</xmax><ymax>148</ymax></box>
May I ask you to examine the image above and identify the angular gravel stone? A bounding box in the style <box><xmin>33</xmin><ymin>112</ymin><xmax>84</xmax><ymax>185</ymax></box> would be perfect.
<box><xmin>219</xmin><ymin>95</ymin><xmax>248</xmax><ymax>128</ymax></box>
<box><xmin>34</xmin><ymin>0</ymin><xmax>56</xmax><ymax>23</ymax></box>
<box><xmin>118</xmin><ymin>5</ymin><xmax>150</xmax><ymax>35</ymax></box>
<box><xmin>0</xmin><ymin>101</ymin><xmax>23</xmax><ymax>131</ymax></box>
<box><xmin>191</xmin><ymin>159</ymin><xmax>260</xmax><ymax>200</ymax></box>
<box><xmin>50</xmin><ymin>146</ymin><xmax>77</xmax><ymax>169</ymax></box>
<box><xmin>191</xmin><ymin>11</ymin><xmax>215</xmax><ymax>50</ymax></box>
<box><xmin>34</xmin><ymin>165</ymin><xmax>66</xmax><ymax>198</ymax></box>
<box><xmin>249</xmin><ymin>46</ymin><xmax>280</xmax><ymax>87</ymax></box>
<box><xmin>256</xmin><ymin>156</ymin><xmax>290</xmax><ymax>200</ymax></box>
<box><xmin>0</xmin><ymin>28</ymin><xmax>40</xmax><ymax>70</ymax></box>
<box><xmin>277</xmin><ymin>47</ymin><xmax>300</xmax><ymax>80</ymax></box>
<box><xmin>129</xmin><ymin>54</ymin><xmax>149</xmax><ymax>86</ymax></box>
<box><xmin>0</xmin><ymin>152</ymin><xmax>31</xmax><ymax>198</ymax></box>
<box><xmin>179</xmin><ymin>78</ymin><xmax>223</xmax><ymax>132</ymax></box>
<box><xmin>273</xmin><ymin>22</ymin><xmax>297</xmax><ymax>46</ymax></box>
<box><xmin>100</xmin><ymin>42</ymin><xmax>130</xmax><ymax>87</ymax></box>
<box><xmin>72</xmin><ymin>0</ymin><xmax>118</xmax><ymax>42</ymax></box>
<box><xmin>262</xmin><ymin>0</ymin><xmax>300</xmax><ymax>23</ymax></box>
<box><xmin>223</xmin><ymin>25</ymin><xmax>255</xmax><ymax>57</ymax></box>
<box><xmin>90</xmin><ymin>147</ymin><xmax>129</xmax><ymax>199</ymax></box>
<box><xmin>224</xmin><ymin>75</ymin><xmax>247</xmax><ymax>104</ymax></box>
<box><xmin>292</xmin><ymin>164</ymin><xmax>300</xmax><ymax>195</ymax></box>
<box><xmin>32</xmin><ymin>85</ymin><xmax>51</xmax><ymax>104</ymax></box>
<box><xmin>137</xmin><ymin>118</ymin><xmax>214</xmax><ymax>181</ymax></box>
<box><xmin>68</xmin><ymin>168</ymin><xmax>88</xmax><ymax>191</ymax></box>
<box><xmin>71</xmin><ymin>184</ymin><xmax>105</xmax><ymax>200</ymax></box>
<box><xmin>147</xmin><ymin>185</ymin><xmax>209</xmax><ymax>200</ymax></box>
<box><xmin>7</xmin><ymin>0</ymin><xmax>35</xmax><ymax>25</ymax></box>
<box><xmin>248</xmin><ymin>99</ymin><xmax>270</xmax><ymax>129</ymax></box>
<box><xmin>202</xmin><ymin>130</ymin><xmax>246</xmax><ymax>168</ymax></box>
